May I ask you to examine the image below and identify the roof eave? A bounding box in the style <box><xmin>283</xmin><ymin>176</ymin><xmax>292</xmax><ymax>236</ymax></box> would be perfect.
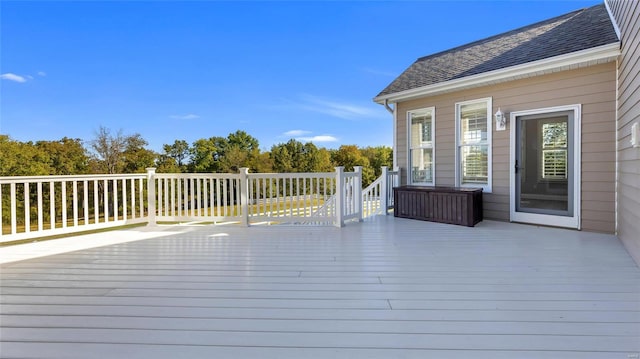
<box><xmin>373</xmin><ymin>42</ymin><xmax>621</xmax><ymax>105</ymax></box>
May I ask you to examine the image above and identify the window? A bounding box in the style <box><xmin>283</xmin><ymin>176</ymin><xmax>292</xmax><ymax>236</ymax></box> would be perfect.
<box><xmin>541</xmin><ymin>121</ymin><xmax>568</xmax><ymax>179</ymax></box>
<box><xmin>408</xmin><ymin>108</ymin><xmax>435</xmax><ymax>185</ymax></box>
<box><xmin>456</xmin><ymin>98</ymin><xmax>492</xmax><ymax>192</ymax></box>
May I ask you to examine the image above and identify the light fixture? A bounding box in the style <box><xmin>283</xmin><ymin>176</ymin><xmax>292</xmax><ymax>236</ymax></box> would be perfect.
<box><xmin>495</xmin><ymin>108</ymin><xmax>506</xmax><ymax>131</ymax></box>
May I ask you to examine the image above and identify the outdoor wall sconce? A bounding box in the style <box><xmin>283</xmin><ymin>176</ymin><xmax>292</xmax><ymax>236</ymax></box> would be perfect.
<box><xmin>631</xmin><ymin>122</ymin><xmax>640</xmax><ymax>148</ymax></box>
<box><xmin>495</xmin><ymin>108</ymin><xmax>506</xmax><ymax>131</ymax></box>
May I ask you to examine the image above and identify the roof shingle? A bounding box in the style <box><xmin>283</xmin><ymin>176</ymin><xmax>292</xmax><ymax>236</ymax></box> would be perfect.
<box><xmin>376</xmin><ymin>4</ymin><xmax>618</xmax><ymax>98</ymax></box>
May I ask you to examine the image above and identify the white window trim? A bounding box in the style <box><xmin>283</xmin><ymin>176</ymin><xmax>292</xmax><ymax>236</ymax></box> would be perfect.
<box><xmin>407</xmin><ymin>107</ymin><xmax>436</xmax><ymax>186</ymax></box>
<box><xmin>455</xmin><ymin>97</ymin><xmax>492</xmax><ymax>193</ymax></box>
<box><xmin>509</xmin><ymin>104</ymin><xmax>582</xmax><ymax>230</ymax></box>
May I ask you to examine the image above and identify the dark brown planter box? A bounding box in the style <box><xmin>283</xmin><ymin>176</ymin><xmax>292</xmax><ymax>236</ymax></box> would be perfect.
<box><xmin>393</xmin><ymin>186</ymin><xmax>483</xmax><ymax>227</ymax></box>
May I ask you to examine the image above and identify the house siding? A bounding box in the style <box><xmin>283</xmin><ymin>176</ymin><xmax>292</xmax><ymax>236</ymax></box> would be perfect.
<box><xmin>607</xmin><ymin>0</ymin><xmax>640</xmax><ymax>264</ymax></box>
<box><xmin>395</xmin><ymin>62</ymin><xmax>617</xmax><ymax>232</ymax></box>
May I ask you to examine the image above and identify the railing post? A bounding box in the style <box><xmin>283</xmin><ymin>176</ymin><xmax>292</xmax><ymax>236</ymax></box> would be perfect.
<box><xmin>391</xmin><ymin>166</ymin><xmax>400</xmax><ymax>209</ymax></box>
<box><xmin>354</xmin><ymin>166</ymin><xmax>363</xmax><ymax>222</ymax></box>
<box><xmin>239</xmin><ymin>167</ymin><xmax>249</xmax><ymax>227</ymax></box>
<box><xmin>334</xmin><ymin>166</ymin><xmax>344</xmax><ymax>227</ymax></box>
<box><xmin>381</xmin><ymin>166</ymin><xmax>389</xmax><ymax>215</ymax></box>
<box><xmin>146</xmin><ymin>168</ymin><xmax>156</xmax><ymax>226</ymax></box>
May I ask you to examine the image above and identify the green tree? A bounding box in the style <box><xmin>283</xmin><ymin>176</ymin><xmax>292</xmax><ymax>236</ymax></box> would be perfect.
<box><xmin>361</xmin><ymin>146</ymin><xmax>393</xmax><ymax>178</ymax></box>
<box><xmin>331</xmin><ymin>145</ymin><xmax>374</xmax><ymax>186</ymax></box>
<box><xmin>0</xmin><ymin>135</ymin><xmax>51</xmax><ymax>176</ymax></box>
<box><xmin>270</xmin><ymin>140</ymin><xmax>300</xmax><ymax>173</ymax></box>
<box><xmin>271</xmin><ymin>139</ymin><xmax>331</xmax><ymax>173</ymax></box>
<box><xmin>122</xmin><ymin>134</ymin><xmax>156</xmax><ymax>173</ymax></box>
<box><xmin>162</xmin><ymin>140</ymin><xmax>190</xmax><ymax>170</ymax></box>
<box><xmin>155</xmin><ymin>155</ymin><xmax>181</xmax><ymax>173</ymax></box>
<box><xmin>249</xmin><ymin>150</ymin><xmax>273</xmax><ymax>173</ymax></box>
<box><xmin>227</xmin><ymin>130</ymin><xmax>259</xmax><ymax>152</ymax></box>
<box><xmin>214</xmin><ymin>131</ymin><xmax>261</xmax><ymax>173</ymax></box>
<box><xmin>219</xmin><ymin>144</ymin><xmax>250</xmax><ymax>173</ymax></box>
<box><xmin>89</xmin><ymin>126</ymin><xmax>128</xmax><ymax>174</ymax></box>
<box><xmin>189</xmin><ymin>137</ymin><xmax>219</xmax><ymax>172</ymax></box>
<box><xmin>35</xmin><ymin>137</ymin><xmax>90</xmax><ymax>175</ymax></box>
<box><xmin>315</xmin><ymin>148</ymin><xmax>334</xmax><ymax>172</ymax></box>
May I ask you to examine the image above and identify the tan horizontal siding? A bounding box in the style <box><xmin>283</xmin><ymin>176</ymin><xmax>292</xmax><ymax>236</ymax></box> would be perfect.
<box><xmin>607</xmin><ymin>0</ymin><xmax>640</xmax><ymax>264</ymax></box>
<box><xmin>394</xmin><ymin>62</ymin><xmax>616</xmax><ymax>230</ymax></box>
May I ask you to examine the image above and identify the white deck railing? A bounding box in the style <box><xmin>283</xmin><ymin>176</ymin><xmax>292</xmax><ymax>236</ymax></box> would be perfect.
<box><xmin>1</xmin><ymin>166</ymin><xmax>400</xmax><ymax>243</ymax></box>
<box><xmin>0</xmin><ymin>173</ymin><xmax>150</xmax><ymax>242</ymax></box>
<box><xmin>153</xmin><ymin>172</ymin><xmax>243</xmax><ymax>224</ymax></box>
<box><xmin>362</xmin><ymin>166</ymin><xmax>400</xmax><ymax>217</ymax></box>
<box><xmin>247</xmin><ymin>171</ymin><xmax>337</xmax><ymax>225</ymax></box>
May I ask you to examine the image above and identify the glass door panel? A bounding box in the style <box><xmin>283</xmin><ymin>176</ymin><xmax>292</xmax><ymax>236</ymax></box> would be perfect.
<box><xmin>516</xmin><ymin>112</ymin><xmax>573</xmax><ymax>217</ymax></box>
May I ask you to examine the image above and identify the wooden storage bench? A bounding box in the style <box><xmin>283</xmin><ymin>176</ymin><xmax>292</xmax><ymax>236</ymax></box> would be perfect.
<box><xmin>393</xmin><ymin>186</ymin><xmax>483</xmax><ymax>227</ymax></box>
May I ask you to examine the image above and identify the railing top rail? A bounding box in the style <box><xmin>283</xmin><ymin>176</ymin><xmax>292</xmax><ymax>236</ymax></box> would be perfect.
<box><xmin>0</xmin><ymin>173</ymin><xmax>148</xmax><ymax>184</ymax></box>
<box><xmin>363</xmin><ymin>175</ymin><xmax>383</xmax><ymax>193</ymax></box>
<box><xmin>154</xmin><ymin>173</ymin><xmax>240</xmax><ymax>180</ymax></box>
<box><xmin>248</xmin><ymin>172</ymin><xmax>335</xmax><ymax>179</ymax></box>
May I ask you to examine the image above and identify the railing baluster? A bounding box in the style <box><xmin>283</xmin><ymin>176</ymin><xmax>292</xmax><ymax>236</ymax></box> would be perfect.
<box><xmin>10</xmin><ymin>183</ymin><xmax>16</xmax><ymax>234</ymax></box>
<box><xmin>214</xmin><ymin>179</ymin><xmax>220</xmax><ymax>218</ymax></box>
<box><xmin>222</xmin><ymin>179</ymin><xmax>228</xmax><ymax>217</ymax></box>
<box><xmin>113</xmin><ymin>179</ymin><xmax>118</xmax><ymax>221</ymax></box>
<box><xmin>203</xmin><ymin>178</ymin><xmax>208</xmax><ymax>217</ymax></box>
<box><xmin>183</xmin><ymin>178</ymin><xmax>188</xmax><ymax>217</ymax></box>
<box><xmin>196</xmin><ymin>178</ymin><xmax>202</xmax><ymax>217</ymax></box>
<box><xmin>211</xmin><ymin>178</ymin><xmax>215</xmax><ymax>218</ymax></box>
<box><xmin>176</xmin><ymin>178</ymin><xmax>181</xmax><ymax>217</ymax></box>
<box><xmin>295</xmin><ymin>177</ymin><xmax>300</xmax><ymax>216</ymax></box>
<box><xmin>274</xmin><ymin>178</ymin><xmax>280</xmax><ymax>217</ymax></box>
<box><xmin>104</xmin><ymin>179</ymin><xmax>109</xmax><ymax>223</ymax></box>
<box><xmin>168</xmin><ymin>178</ymin><xmax>174</xmax><ymax>218</ymax></box>
<box><xmin>61</xmin><ymin>181</ymin><xmax>68</xmax><ymax>228</ymax></box>
<box><xmin>37</xmin><ymin>182</ymin><xmax>43</xmax><ymax>231</ymax></box>
<box><xmin>189</xmin><ymin>178</ymin><xmax>194</xmax><ymax>218</ymax></box>
<box><xmin>248</xmin><ymin>178</ymin><xmax>254</xmax><ymax>216</ymax></box>
<box><xmin>96</xmin><ymin>181</ymin><xmax>100</xmax><ymax>223</ymax></box>
<box><xmin>24</xmin><ymin>182</ymin><xmax>30</xmax><ymax>233</ymax></box>
<box><xmin>159</xmin><ymin>178</ymin><xmax>165</xmax><ymax>218</ymax></box>
<box><xmin>50</xmin><ymin>181</ymin><xmax>56</xmax><ymax>229</ymax></box>
<box><xmin>122</xmin><ymin>179</ymin><xmax>127</xmax><ymax>221</ymax></box>
<box><xmin>72</xmin><ymin>180</ymin><xmax>78</xmax><ymax>227</ymax></box>
<box><xmin>130</xmin><ymin>178</ymin><xmax>135</xmax><ymax>220</ymax></box>
<box><xmin>83</xmin><ymin>180</ymin><xmax>89</xmax><ymax>225</ymax></box>
<box><xmin>263</xmin><ymin>177</ymin><xmax>267</xmax><ymax>216</ymax></box>
<box><xmin>288</xmin><ymin>177</ymin><xmax>292</xmax><ymax>217</ymax></box>
<box><xmin>159</xmin><ymin>178</ymin><xmax>165</xmax><ymax>217</ymax></box>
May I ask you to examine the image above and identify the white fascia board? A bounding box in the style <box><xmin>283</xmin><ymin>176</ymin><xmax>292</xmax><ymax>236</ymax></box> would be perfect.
<box><xmin>604</xmin><ymin>0</ymin><xmax>622</xmax><ymax>41</ymax></box>
<box><xmin>374</xmin><ymin>42</ymin><xmax>621</xmax><ymax>105</ymax></box>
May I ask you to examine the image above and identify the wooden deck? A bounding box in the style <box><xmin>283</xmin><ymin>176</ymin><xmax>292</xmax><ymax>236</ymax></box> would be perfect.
<box><xmin>1</xmin><ymin>216</ymin><xmax>639</xmax><ymax>358</ymax></box>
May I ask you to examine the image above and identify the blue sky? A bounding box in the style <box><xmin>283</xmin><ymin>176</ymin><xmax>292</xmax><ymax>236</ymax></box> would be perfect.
<box><xmin>1</xmin><ymin>0</ymin><xmax>601</xmax><ymax>152</ymax></box>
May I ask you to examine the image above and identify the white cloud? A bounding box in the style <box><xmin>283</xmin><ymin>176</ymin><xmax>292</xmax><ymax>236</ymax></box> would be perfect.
<box><xmin>294</xmin><ymin>94</ymin><xmax>384</xmax><ymax>121</ymax></box>
<box><xmin>37</xmin><ymin>71</ymin><xmax>47</xmax><ymax>77</ymax></box>
<box><xmin>283</xmin><ymin>130</ymin><xmax>311</xmax><ymax>137</ymax></box>
<box><xmin>170</xmin><ymin>114</ymin><xmax>200</xmax><ymax>120</ymax></box>
<box><xmin>1</xmin><ymin>73</ymin><xmax>28</xmax><ymax>83</ymax></box>
<box><xmin>297</xmin><ymin>135</ymin><xmax>338</xmax><ymax>143</ymax></box>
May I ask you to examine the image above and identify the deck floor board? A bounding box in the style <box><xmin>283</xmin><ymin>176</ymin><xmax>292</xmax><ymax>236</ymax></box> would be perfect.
<box><xmin>1</xmin><ymin>217</ymin><xmax>639</xmax><ymax>358</ymax></box>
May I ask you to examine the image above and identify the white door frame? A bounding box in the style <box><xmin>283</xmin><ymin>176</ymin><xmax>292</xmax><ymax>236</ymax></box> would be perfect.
<box><xmin>509</xmin><ymin>104</ymin><xmax>581</xmax><ymax>229</ymax></box>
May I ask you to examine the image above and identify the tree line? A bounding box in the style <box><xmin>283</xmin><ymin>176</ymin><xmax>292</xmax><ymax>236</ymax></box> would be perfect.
<box><xmin>0</xmin><ymin>127</ymin><xmax>392</xmax><ymax>186</ymax></box>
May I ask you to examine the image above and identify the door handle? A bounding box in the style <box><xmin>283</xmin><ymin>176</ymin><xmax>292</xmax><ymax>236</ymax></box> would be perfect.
<box><xmin>514</xmin><ymin>160</ymin><xmax>519</xmax><ymax>174</ymax></box>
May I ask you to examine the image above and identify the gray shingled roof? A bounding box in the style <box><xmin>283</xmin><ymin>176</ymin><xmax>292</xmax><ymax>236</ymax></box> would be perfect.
<box><xmin>377</xmin><ymin>4</ymin><xmax>618</xmax><ymax>98</ymax></box>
